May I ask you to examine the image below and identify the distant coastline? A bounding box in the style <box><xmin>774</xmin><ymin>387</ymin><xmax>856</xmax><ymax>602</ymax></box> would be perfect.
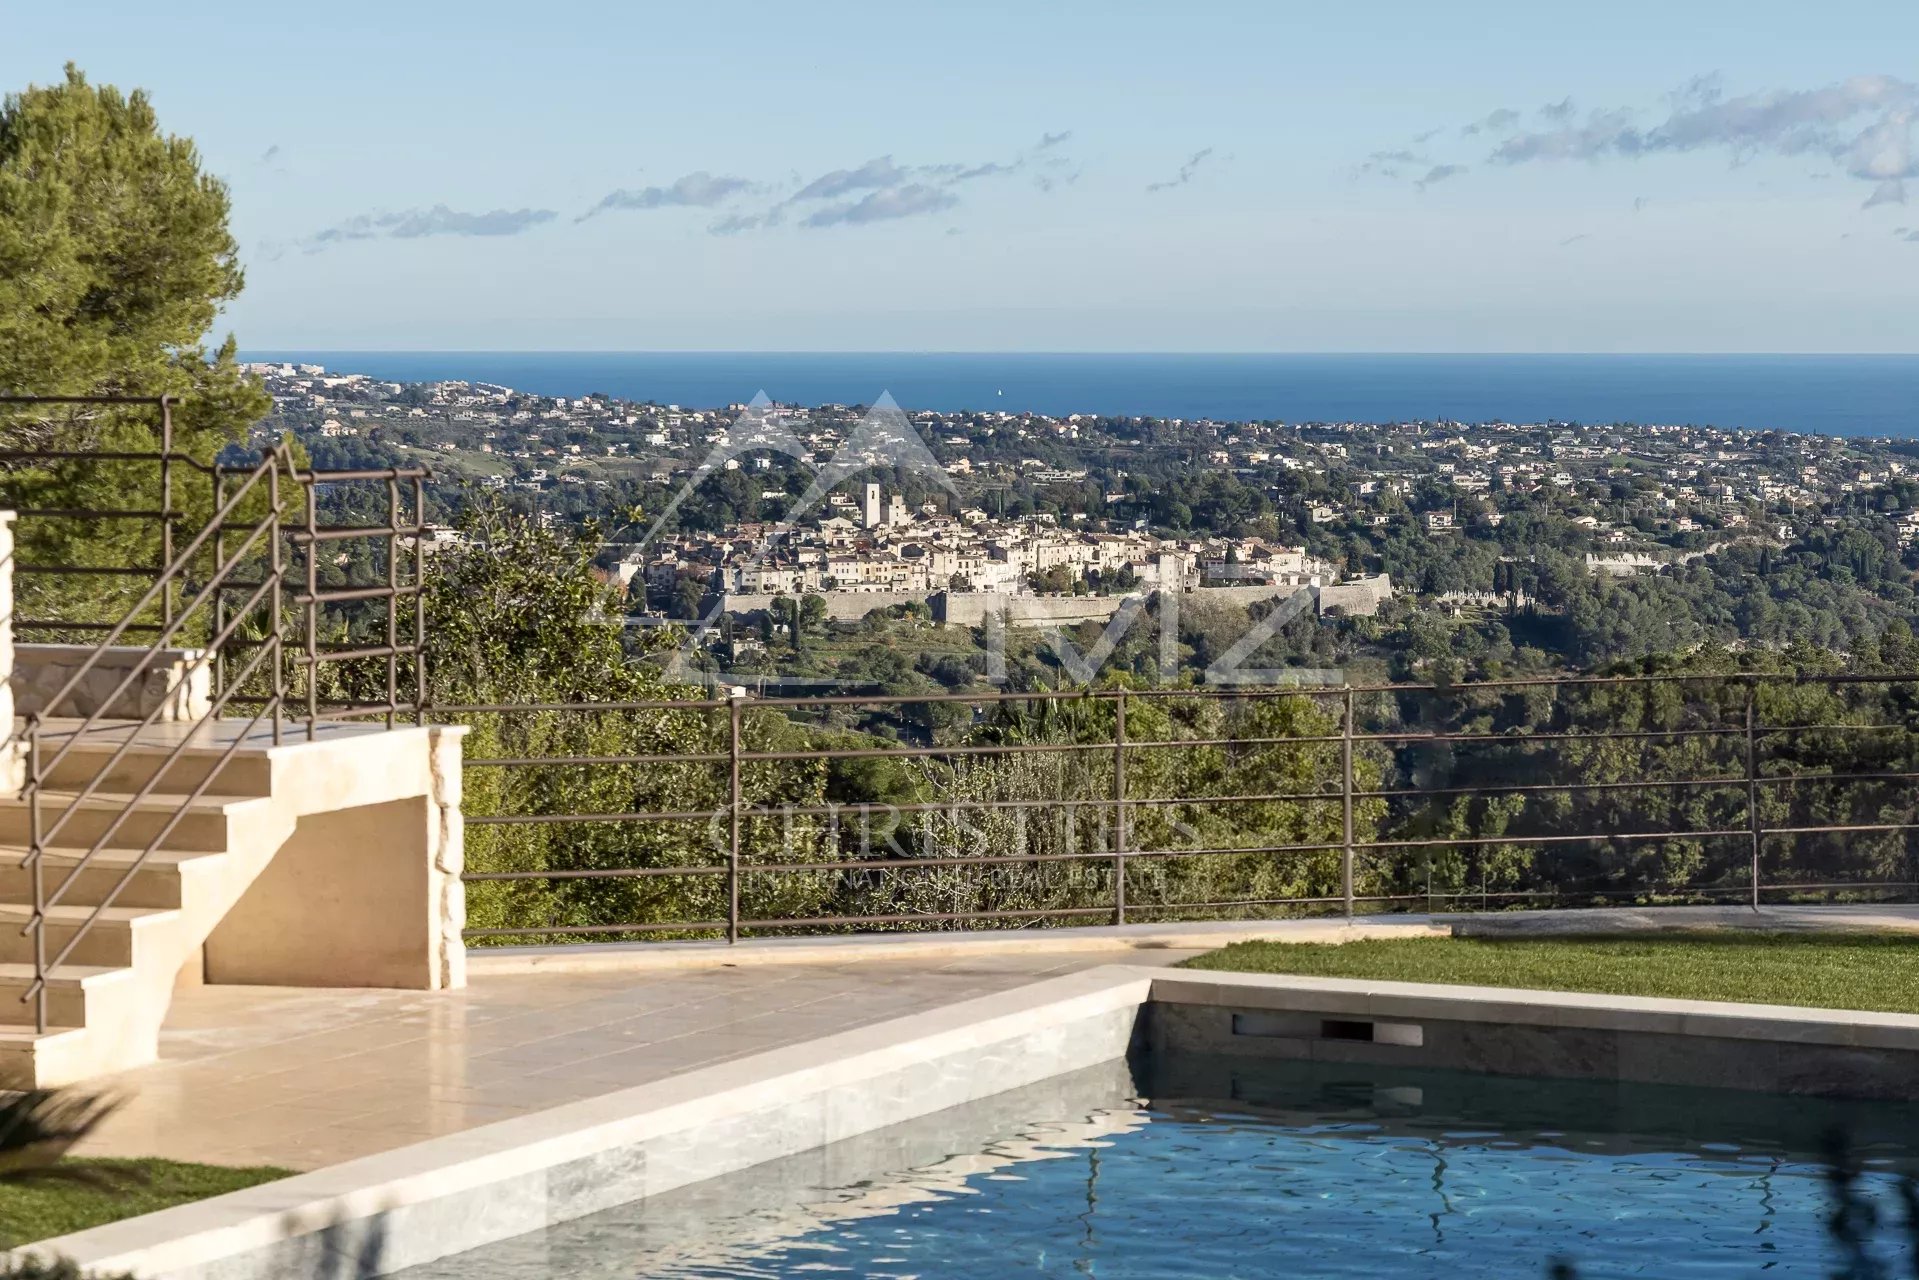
<box><xmin>238</xmin><ymin>351</ymin><xmax>1919</xmax><ymax>439</ymax></box>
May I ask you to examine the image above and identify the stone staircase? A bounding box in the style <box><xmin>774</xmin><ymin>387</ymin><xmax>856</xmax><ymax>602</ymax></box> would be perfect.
<box><xmin>0</xmin><ymin>719</ymin><xmax>463</xmax><ymax>1087</ymax></box>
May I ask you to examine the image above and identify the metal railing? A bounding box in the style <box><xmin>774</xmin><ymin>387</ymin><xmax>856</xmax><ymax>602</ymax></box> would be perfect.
<box><xmin>3</xmin><ymin>394</ymin><xmax>431</xmax><ymax>1030</ymax></box>
<box><xmin>10</xmin><ymin>396</ymin><xmax>1919</xmax><ymax>979</ymax></box>
<box><xmin>215</xmin><ymin>463</ymin><xmax>431</xmax><ymax>731</ymax></box>
<box><xmin>446</xmin><ymin>671</ymin><xmax>1919</xmax><ymax>945</ymax></box>
<box><xmin>0</xmin><ymin>394</ymin><xmax>189</xmax><ymax>638</ymax></box>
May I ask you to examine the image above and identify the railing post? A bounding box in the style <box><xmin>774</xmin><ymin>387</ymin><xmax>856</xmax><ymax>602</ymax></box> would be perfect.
<box><xmin>211</xmin><ymin>468</ymin><xmax>226</xmax><ymax>702</ymax></box>
<box><xmin>728</xmin><ymin>690</ymin><xmax>743</xmax><ymax>944</ymax></box>
<box><xmin>1342</xmin><ymin>686</ymin><xmax>1355</xmax><ymax>919</ymax></box>
<box><xmin>159</xmin><ymin>396</ymin><xmax>175</xmax><ymax>631</ymax></box>
<box><xmin>304</xmin><ymin>479</ymin><xmax>318</xmax><ymax>741</ymax></box>
<box><xmin>1113</xmin><ymin>688</ymin><xmax>1127</xmax><ymax>926</ymax></box>
<box><xmin>413</xmin><ymin>474</ymin><xmax>428</xmax><ymax>725</ymax></box>
<box><xmin>1745</xmin><ymin>679</ymin><xmax>1762</xmax><ymax>910</ymax></box>
<box><xmin>24</xmin><ymin>716</ymin><xmax>47</xmax><ymax>1034</ymax></box>
<box><xmin>385</xmin><ymin>476</ymin><xmax>400</xmax><ymax>730</ymax></box>
<box><xmin>269</xmin><ymin>461</ymin><xmax>284</xmax><ymax>747</ymax></box>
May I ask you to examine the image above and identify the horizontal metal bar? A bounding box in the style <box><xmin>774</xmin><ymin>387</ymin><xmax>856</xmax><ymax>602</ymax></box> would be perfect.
<box><xmin>456</xmin><ymin>802</ymin><xmax>1898</xmax><ymax>846</ymax></box>
<box><xmin>294</xmin><ymin>584</ymin><xmax>423</xmax><ymax>606</ymax></box>
<box><xmin>1359</xmin><ymin>827</ymin><xmax>1751</xmax><ymax>851</ymax></box>
<box><xmin>14</xmin><ymin>619</ymin><xmax>167</xmax><ymax>633</ymax></box>
<box><xmin>467</xmin><ymin>810</ymin><xmax>722</xmax><ymax>826</ymax></box>
<box><xmin>292</xmin><ymin>466</ymin><xmax>431</xmax><ymax>482</ymax></box>
<box><xmin>1357</xmin><ymin>775</ymin><xmax>1745</xmax><ymax>801</ymax></box>
<box><xmin>465</xmin><ymin>753</ymin><xmax>732</xmax><ymax>768</ymax></box>
<box><xmin>11</xmin><ymin>564</ymin><xmax>162</xmax><ymax>577</ymax></box>
<box><xmin>1125</xmin><ymin>842</ymin><xmax>1340</xmax><ymax>859</ymax></box>
<box><xmin>466</xmin><ymin>721</ymin><xmax>1848</xmax><ymax>769</ymax></box>
<box><xmin>463</xmin><ymin>865</ymin><xmax>726</xmax><ymax>882</ymax></box>
<box><xmin>218</xmin><ymin>697</ymin><xmax>427</xmax><ymax>726</ymax></box>
<box><xmin>741</xmin><ymin>739</ymin><xmax>1113</xmax><ymax>763</ymax></box>
<box><xmin>464</xmin><ymin>920</ymin><xmax>727</xmax><ymax>939</ymax></box>
<box><xmin>457</xmin><ymin>757</ymin><xmax>1919</xmax><ymax>806</ymax></box>
<box><xmin>307</xmin><ymin>643</ymin><xmax>420</xmax><ymax>664</ymax></box>
<box><xmin>737</xmin><ymin>797</ymin><xmax>1096</xmax><ymax>818</ymax></box>
<box><xmin>433</xmin><ymin>670</ymin><xmax>1919</xmax><ymax>722</ymax></box>
<box><xmin>1351</xmin><ymin>767</ymin><xmax>1919</xmax><ymax>802</ymax></box>
<box><xmin>712</xmin><ymin>850</ymin><xmax>1110</xmax><ymax>875</ymax></box>
<box><xmin>1114</xmin><ymin>894</ymin><xmax>1352</xmax><ymax>911</ymax></box>
<box><xmin>1758</xmin><ymin>822</ymin><xmax>1919</xmax><ymax>836</ymax></box>
<box><xmin>1354</xmin><ymin>725</ymin><xmax>1741</xmax><ymax>748</ymax></box>
<box><xmin>1759</xmin><ymin>769</ymin><xmax>1919</xmax><ymax>787</ymax></box>
<box><xmin>740</xmin><ymin>905</ymin><xmax>1115</xmax><ymax>930</ymax></box>
<box><xmin>746</xmin><ymin>687</ymin><xmax>1342</xmax><ymax>709</ymax></box>
<box><xmin>434</xmin><ymin>699</ymin><xmax>730</xmax><ymax>714</ymax></box>
<box><xmin>1129</xmin><ymin>791</ymin><xmax>1339</xmax><ymax>809</ymax></box>
<box><xmin>478</xmin><ymin>794</ymin><xmax>1337</xmax><ymax>823</ymax></box>
<box><xmin>1417</xmin><ymin>886</ymin><xmax>1748</xmax><ymax>902</ymax></box>
<box><xmin>303</xmin><ymin>703</ymin><xmax>425</xmax><ymax>721</ymax></box>
<box><xmin>456</xmin><ymin>826</ymin><xmax>1817</xmax><ymax>877</ymax></box>
<box><xmin>742</xmin><ymin>670</ymin><xmax>1919</xmax><ymax>706</ymax></box>
<box><xmin>1757</xmin><ymin>880</ymin><xmax>1919</xmax><ymax>891</ymax></box>
<box><xmin>290</xmin><ymin>523</ymin><xmax>428</xmax><ymax>544</ymax></box>
<box><xmin>12</xmin><ymin>507</ymin><xmax>171</xmax><ymax>520</ymax></box>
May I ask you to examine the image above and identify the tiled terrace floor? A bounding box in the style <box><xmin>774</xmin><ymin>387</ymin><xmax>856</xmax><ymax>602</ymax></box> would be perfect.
<box><xmin>75</xmin><ymin>905</ymin><xmax>1919</xmax><ymax>1173</ymax></box>
<box><xmin>76</xmin><ymin>948</ymin><xmax>1202</xmax><ymax>1171</ymax></box>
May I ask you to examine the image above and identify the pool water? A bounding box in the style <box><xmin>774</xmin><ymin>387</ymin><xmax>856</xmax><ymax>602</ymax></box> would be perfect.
<box><xmin>400</xmin><ymin>1056</ymin><xmax>1919</xmax><ymax>1279</ymax></box>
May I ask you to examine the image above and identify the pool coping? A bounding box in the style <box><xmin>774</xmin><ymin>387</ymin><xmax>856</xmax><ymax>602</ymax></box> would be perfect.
<box><xmin>1151</xmin><ymin>969</ymin><xmax>1919</xmax><ymax>1049</ymax></box>
<box><xmin>466</xmin><ymin>917</ymin><xmax>1449</xmax><ymax>974</ymax></box>
<box><xmin>23</xmin><ymin>966</ymin><xmax>1919</xmax><ymax>1279</ymax></box>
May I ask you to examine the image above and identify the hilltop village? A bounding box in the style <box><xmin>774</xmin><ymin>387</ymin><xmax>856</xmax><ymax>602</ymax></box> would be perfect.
<box><xmin>247</xmin><ymin>362</ymin><xmax>1919</xmax><ymax>668</ymax></box>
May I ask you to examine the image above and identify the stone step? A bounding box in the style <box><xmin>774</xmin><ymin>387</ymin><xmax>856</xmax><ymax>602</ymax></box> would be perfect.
<box><xmin>33</xmin><ymin>743</ymin><xmax>272</xmax><ymax>797</ymax></box>
<box><xmin>0</xmin><ymin>963</ymin><xmax>129</xmax><ymax>1029</ymax></box>
<box><xmin>0</xmin><ymin>904</ymin><xmax>180</xmax><ymax>968</ymax></box>
<box><xmin>0</xmin><ymin>1025</ymin><xmax>93</xmax><ymax>1091</ymax></box>
<box><xmin>0</xmin><ymin>845</ymin><xmax>214</xmax><ymax>909</ymax></box>
<box><xmin>0</xmin><ymin>792</ymin><xmax>261</xmax><ymax>852</ymax></box>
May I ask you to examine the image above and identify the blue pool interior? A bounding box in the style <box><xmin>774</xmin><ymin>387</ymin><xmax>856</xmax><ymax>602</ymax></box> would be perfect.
<box><xmin>397</xmin><ymin>1054</ymin><xmax>1919</xmax><ymax>1278</ymax></box>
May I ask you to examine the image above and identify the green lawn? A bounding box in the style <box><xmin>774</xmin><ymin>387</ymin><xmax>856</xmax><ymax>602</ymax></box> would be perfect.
<box><xmin>1179</xmin><ymin>931</ymin><xmax>1919</xmax><ymax>1014</ymax></box>
<box><xmin>0</xmin><ymin>1158</ymin><xmax>291</xmax><ymax>1245</ymax></box>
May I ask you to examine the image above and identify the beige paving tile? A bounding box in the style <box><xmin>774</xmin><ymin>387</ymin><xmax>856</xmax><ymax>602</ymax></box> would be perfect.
<box><xmin>519</xmin><ymin>1045</ymin><xmax>715</xmax><ymax>1089</ymax></box>
<box><xmin>325</xmin><ymin>1099</ymin><xmax>535</xmax><ymax>1136</ymax></box>
<box><xmin>219</xmin><ymin>1126</ymin><xmax>408</xmax><ymax>1170</ymax></box>
<box><xmin>418</xmin><ymin>1075</ymin><xmax>611</xmax><ymax>1110</ymax></box>
<box><xmin>76</xmin><ymin>946</ymin><xmax>1182</xmax><ymax>1169</ymax></box>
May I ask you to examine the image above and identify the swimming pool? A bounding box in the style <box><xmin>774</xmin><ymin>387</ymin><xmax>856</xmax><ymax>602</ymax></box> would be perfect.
<box><xmin>398</xmin><ymin>1054</ymin><xmax>1919</xmax><ymax>1279</ymax></box>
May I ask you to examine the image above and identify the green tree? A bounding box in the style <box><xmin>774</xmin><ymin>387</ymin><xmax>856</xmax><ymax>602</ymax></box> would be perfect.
<box><xmin>0</xmin><ymin>65</ymin><xmax>269</xmax><ymax>626</ymax></box>
<box><xmin>412</xmin><ymin>506</ymin><xmax>839</xmax><ymax>941</ymax></box>
<box><xmin>799</xmin><ymin>592</ymin><xmax>828</xmax><ymax>640</ymax></box>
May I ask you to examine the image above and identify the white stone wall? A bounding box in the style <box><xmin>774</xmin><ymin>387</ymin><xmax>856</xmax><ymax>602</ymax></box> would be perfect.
<box><xmin>426</xmin><ymin>725</ymin><xmax>469</xmax><ymax>990</ymax></box>
<box><xmin>1316</xmin><ymin>573</ymin><xmax>1393</xmax><ymax>618</ymax></box>
<box><xmin>718</xmin><ymin>589</ymin><xmax>933</xmax><ymax>622</ymax></box>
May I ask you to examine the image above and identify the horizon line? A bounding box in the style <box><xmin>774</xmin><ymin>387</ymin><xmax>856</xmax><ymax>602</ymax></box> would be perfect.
<box><xmin>236</xmin><ymin>349</ymin><xmax>1919</xmax><ymax>359</ymax></box>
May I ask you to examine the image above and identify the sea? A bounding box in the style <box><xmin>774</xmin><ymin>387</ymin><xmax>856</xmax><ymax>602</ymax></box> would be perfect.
<box><xmin>239</xmin><ymin>352</ymin><xmax>1919</xmax><ymax>439</ymax></box>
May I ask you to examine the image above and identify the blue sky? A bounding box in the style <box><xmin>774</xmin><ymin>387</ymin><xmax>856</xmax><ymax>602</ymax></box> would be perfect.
<box><xmin>6</xmin><ymin>0</ymin><xmax>1918</xmax><ymax>352</ymax></box>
